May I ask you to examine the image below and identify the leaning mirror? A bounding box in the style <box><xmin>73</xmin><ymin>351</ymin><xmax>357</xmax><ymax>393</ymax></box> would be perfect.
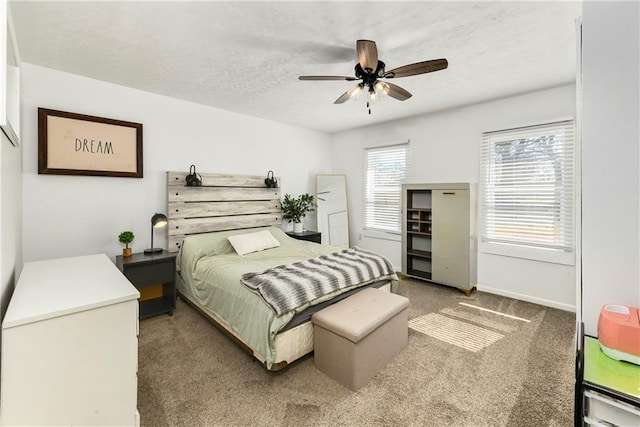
<box><xmin>316</xmin><ymin>174</ymin><xmax>349</xmax><ymax>247</ymax></box>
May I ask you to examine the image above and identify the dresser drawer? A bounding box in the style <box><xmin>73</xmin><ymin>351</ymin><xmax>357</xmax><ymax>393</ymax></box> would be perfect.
<box><xmin>585</xmin><ymin>390</ymin><xmax>640</xmax><ymax>426</ymax></box>
<box><xmin>124</xmin><ymin>261</ymin><xmax>174</xmax><ymax>287</ymax></box>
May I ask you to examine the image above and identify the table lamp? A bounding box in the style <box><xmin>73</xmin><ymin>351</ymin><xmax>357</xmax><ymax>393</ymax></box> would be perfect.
<box><xmin>144</xmin><ymin>212</ymin><xmax>168</xmax><ymax>254</ymax></box>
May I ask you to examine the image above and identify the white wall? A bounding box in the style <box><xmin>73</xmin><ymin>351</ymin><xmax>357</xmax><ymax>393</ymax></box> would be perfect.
<box><xmin>581</xmin><ymin>1</ymin><xmax>640</xmax><ymax>336</ymax></box>
<box><xmin>0</xmin><ymin>131</ymin><xmax>21</xmax><ymax>319</ymax></box>
<box><xmin>332</xmin><ymin>85</ymin><xmax>576</xmax><ymax>310</ymax></box>
<box><xmin>21</xmin><ymin>64</ymin><xmax>332</xmax><ymax>263</ymax></box>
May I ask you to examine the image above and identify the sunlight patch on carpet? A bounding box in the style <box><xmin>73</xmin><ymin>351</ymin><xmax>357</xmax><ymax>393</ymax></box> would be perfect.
<box><xmin>458</xmin><ymin>302</ymin><xmax>530</xmax><ymax>322</ymax></box>
<box><xmin>409</xmin><ymin>313</ymin><xmax>505</xmax><ymax>352</ymax></box>
<box><xmin>440</xmin><ymin>308</ymin><xmax>518</xmax><ymax>332</ymax></box>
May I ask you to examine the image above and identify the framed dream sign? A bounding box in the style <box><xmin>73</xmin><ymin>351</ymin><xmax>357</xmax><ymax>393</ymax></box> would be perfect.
<box><xmin>38</xmin><ymin>108</ymin><xmax>143</xmax><ymax>178</ymax></box>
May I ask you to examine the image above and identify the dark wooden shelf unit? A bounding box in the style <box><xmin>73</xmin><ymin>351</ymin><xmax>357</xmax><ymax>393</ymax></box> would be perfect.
<box><xmin>407</xmin><ymin>249</ymin><xmax>432</xmax><ymax>259</ymax></box>
<box><xmin>407</xmin><ymin>268</ymin><xmax>432</xmax><ymax>280</ymax></box>
<box><xmin>407</xmin><ymin>231</ymin><xmax>432</xmax><ymax>237</ymax></box>
<box><xmin>404</xmin><ymin>195</ymin><xmax>433</xmax><ymax>280</ymax></box>
<box><xmin>407</xmin><ymin>208</ymin><xmax>432</xmax><ymax>234</ymax></box>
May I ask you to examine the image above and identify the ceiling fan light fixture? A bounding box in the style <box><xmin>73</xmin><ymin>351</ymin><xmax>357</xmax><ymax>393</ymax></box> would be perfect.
<box><xmin>374</xmin><ymin>81</ymin><xmax>390</xmax><ymax>96</ymax></box>
<box><xmin>348</xmin><ymin>83</ymin><xmax>364</xmax><ymax>100</ymax></box>
<box><xmin>368</xmin><ymin>85</ymin><xmax>378</xmax><ymax>103</ymax></box>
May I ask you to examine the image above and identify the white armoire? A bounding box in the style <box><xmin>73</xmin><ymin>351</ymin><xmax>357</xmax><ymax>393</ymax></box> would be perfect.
<box><xmin>401</xmin><ymin>183</ymin><xmax>477</xmax><ymax>294</ymax></box>
<box><xmin>1</xmin><ymin>254</ymin><xmax>140</xmax><ymax>426</ymax></box>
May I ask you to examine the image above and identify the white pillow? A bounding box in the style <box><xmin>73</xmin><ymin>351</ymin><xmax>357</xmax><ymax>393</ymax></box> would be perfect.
<box><xmin>228</xmin><ymin>230</ymin><xmax>281</xmax><ymax>255</ymax></box>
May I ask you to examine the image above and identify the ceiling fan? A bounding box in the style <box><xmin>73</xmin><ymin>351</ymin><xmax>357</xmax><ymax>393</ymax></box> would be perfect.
<box><xmin>299</xmin><ymin>39</ymin><xmax>448</xmax><ymax>114</ymax></box>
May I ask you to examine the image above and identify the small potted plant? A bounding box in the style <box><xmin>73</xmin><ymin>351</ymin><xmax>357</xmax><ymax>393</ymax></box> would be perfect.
<box><xmin>282</xmin><ymin>193</ymin><xmax>315</xmax><ymax>233</ymax></box>
<box><xmin>118</xmin><ymin>231</ymin><xmax>135</xmax><ymax>257</ymax></box>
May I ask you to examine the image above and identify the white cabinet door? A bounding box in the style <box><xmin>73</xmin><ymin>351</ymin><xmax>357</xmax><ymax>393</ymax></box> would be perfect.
<box><xmin>432</xmin><ymin>189</ymin><xmax>470</xmax><ymax>288</ymax></box>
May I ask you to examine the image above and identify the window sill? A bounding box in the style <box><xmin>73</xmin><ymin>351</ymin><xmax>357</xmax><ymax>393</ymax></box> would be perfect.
<box><xmin>362</xmin><ymin>229</ymin><xmax>401</xmax><ymax>242</ymax></box>
<box><xmin>480</xmin><ymin>241</ymin><xmax>575</xmax><ymax>266</ymax></box>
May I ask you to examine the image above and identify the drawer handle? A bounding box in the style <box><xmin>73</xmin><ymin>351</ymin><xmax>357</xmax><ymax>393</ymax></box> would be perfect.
<box><xmin>443</xmin><ymin>192</ymin><xmax>456</xmax><ymax>195</ymax></box>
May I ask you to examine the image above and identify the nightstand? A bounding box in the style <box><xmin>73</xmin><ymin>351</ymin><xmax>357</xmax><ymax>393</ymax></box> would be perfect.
<box><xmin>116</xmin><ymin>250</ymin><xmax>176</xmax><ymax>319</ymax></box>
<box><xmin>286</xmin><ymin>230</ymin><xmax>321</xmax><ymax>244</ymax></box>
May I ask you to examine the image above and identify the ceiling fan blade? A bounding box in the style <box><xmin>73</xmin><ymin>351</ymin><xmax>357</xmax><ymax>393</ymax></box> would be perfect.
<box><xmin>334</xmin><ymin>83</ymin><xmax>364</xmax><ymax>104</ymax></box>
<box><xmin>334</xmin><ymin>90</ymin><xmax>352</xmax><ymax>104</ymax></box>
<box><xmin>384</xmin><ymin>58</ymin><xmax>448</xmax><ymax>78</ymax></box>
<box><xmin>299</xmin><ymin>75</ymin><xmax>358</xmax><ymax>81</ymax></box>
<box><xmin>357</xmin><ymin>40</ymin><xmax>378</xmax><ymax>73</ymax></box>
<box><xmin>385</xmin><ymin>82</ymin><xmax>412</xmax><ymax>101</ymax></box>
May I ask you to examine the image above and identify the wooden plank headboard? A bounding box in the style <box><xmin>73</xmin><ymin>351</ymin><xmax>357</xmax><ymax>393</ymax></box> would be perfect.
<box><xmin>166</xmin><ymin>171</ymin><xmax>282</xmax><ymax>253</ymax></box>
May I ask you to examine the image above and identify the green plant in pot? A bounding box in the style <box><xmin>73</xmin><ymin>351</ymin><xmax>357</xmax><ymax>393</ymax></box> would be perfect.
<box><xmin>118</xmin><ymin>231</ymin><xmax>135</xmax><ymax>257</ymax></box>
<box><xmin>282</xmin><ymin>193</ymin><xmax>315</xmax><ymax>233</ymax></box>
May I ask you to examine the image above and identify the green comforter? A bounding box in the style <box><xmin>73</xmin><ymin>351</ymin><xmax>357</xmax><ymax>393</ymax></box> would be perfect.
<box><xmin>178</xmin><ymin>227</ymin><xmax>398</xmax><ymax>368</ymax></box>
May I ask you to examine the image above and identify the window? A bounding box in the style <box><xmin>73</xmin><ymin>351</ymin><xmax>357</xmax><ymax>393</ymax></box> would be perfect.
<box><xmin>363</xmin><ymin>143</ymin><xmax>410</xmax><ymax>235</ymax></box>
<box><xmin>480</xmin><ymin>120</ymin><xmax>575</xmax><ymax>263</ymax></box>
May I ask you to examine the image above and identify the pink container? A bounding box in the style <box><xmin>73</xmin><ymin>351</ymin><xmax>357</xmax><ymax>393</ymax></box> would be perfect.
<box><xmin>597</xmin><ymin>304</ymin><xmax>640</xmax><ymax>365</ymax></box>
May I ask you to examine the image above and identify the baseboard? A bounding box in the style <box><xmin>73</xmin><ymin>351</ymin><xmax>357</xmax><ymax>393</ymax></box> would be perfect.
<box><xmin>478</xmin><ymin>285</ymin><xmax>576</xmax><ymax>313</ymax></box>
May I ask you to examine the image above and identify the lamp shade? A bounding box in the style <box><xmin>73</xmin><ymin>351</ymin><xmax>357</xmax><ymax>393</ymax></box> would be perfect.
<box><xmin>151</xmin><ymin>213</ymin><xmax>167</xmax><ymax>228</ymax></box>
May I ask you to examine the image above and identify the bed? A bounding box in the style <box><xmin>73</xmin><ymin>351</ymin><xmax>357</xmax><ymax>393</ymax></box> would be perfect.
<box><xmin>167</xmin><ymin>171</ymin><xmax>398</xmax><ymax>370</ymax></box>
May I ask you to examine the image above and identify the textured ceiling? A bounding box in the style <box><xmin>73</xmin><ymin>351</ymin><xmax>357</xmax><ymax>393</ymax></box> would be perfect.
<box><xmin>9</xmin><ymin>1</ymin><xmax>581</xmax><ymax>134</ymax></box>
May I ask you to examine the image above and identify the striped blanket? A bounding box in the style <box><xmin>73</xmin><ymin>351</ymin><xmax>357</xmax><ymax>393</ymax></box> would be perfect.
<box><xmin>241</xmin><ymin>247</ymin><xmax>396</xmax><ymax>316</ymax></box>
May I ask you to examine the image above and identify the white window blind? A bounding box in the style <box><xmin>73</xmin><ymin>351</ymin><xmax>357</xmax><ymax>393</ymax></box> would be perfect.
<box><xmin>480</xmin><ymin>120</ymin><xmax>575</xmax><ymax>253</ymax></box>
<box><xmin>364</xmin><ymin>143</ymin><xmax>410</xmax><ymax>234</ymax></box>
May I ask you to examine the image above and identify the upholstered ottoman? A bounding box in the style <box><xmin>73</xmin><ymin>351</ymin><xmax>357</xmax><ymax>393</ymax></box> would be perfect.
<box><xmin>312</xmin><ymin>288</ymin><xmax>409</xmax><ymax>391</ymax></box>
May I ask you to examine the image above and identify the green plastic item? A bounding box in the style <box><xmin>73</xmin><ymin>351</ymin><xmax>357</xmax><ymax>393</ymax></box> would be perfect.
<box><xmin>584</xmin><ymin>336</ymin><xmax>640</xmax><ymax>399</ymax></box>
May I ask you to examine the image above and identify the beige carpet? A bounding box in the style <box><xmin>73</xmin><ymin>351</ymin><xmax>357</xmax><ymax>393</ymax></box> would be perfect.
<box><xmin>138</xmin><ymin>279</ymin><xmax>576</xmax><ymax>426</ymax></box>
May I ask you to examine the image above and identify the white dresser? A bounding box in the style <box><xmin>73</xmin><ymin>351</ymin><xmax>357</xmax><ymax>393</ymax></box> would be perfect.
<box><xmin>1</xmin><ymin>254</ymin><xmax>140</xmax><ymax>426</ymax></box>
